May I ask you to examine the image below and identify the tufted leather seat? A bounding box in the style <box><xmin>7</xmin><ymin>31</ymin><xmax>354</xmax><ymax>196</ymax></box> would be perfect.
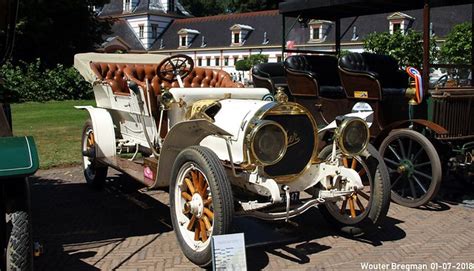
<box><xmin>252</xmin><ymin>62</ymin><xmax>288</xmax><ymax>93</ymax></box>
<box><xmin>339</xmin><ymin>52</ymin><xmax>409</xmax><ymax>100</ymax></box>
<box><xmin>89</xmin><ymin>62</ymin><xmax>130</xmax><ymax>95</ymax></box>
<box><xmin>284</xmin><ymin>55</ymin><xmax>345</xmax><ymax>98</ymax></box>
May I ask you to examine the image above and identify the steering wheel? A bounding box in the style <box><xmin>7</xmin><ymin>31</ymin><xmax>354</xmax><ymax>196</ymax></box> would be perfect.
<box><xmin>156</xmin><ymin>54</ymin><xmax>194</xmax><ymax>83</ymax></box>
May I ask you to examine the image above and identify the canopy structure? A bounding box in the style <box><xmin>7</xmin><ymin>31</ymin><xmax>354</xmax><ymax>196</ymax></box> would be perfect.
<box><xmin>279</xmin><ymin>0</ymin><xmax>474</xmax><ymax>90</ymax></box>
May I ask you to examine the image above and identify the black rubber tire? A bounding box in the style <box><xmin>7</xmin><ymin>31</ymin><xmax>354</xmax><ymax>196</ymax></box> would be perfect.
<box><xmin>81</xmin><ymin>119</ymin><xmax>108</xmax><ymax>187</ymax></box>
<box><xmin>318</xmin><ymin>144</ymin><xmax>391</xmax><ymax>236</ymax></box>
<box><xmin>169</xmin><ymin>146</ymin><xmax>233</xmax><ymax>268</ymax></box>
<box><xmin>4</xmin><ymin>179</ymin><xmax>33</xmax><ymax>271</ymax></box>
<box><xmin>379</xmin><ymin>129</ymin><xmax>442</xmax><ymax>208</ymax></box>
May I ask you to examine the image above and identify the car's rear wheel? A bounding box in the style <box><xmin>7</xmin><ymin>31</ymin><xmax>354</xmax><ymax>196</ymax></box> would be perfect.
<box><xmin>379</xmin><ymin>129</ymin><xmax>441</xmax><ymax>208</ymax></box>
<box><xmin>170</xmin><ymin>146</ymin><xmax>233</xmax><ymax>268</ymax></box>
<box><xmin>81</xmin><ymin>119</ymin><xmax>108</xmax><ymax>187</ymax></box>
<box><xmin>318</xmin><ymin>144</ymin><xmax>391</xmax><ymax>236</ymax></box>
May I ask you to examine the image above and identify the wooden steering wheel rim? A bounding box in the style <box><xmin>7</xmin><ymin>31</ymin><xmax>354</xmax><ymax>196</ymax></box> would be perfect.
<box><xmin>156</xmin><ymin>54</ymin><xmax>195</xmax><ymax>83</ymax></box>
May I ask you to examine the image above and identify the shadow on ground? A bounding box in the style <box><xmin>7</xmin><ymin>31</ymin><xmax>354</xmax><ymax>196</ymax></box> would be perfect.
<box><xmin>31</xmin><ymin>170</ymin><xmax>407</xmax><ymax>270</ymax></box>
<box><xmin>31</xmin><ymin>174</ymin><xmax>173</xmax><ymax>271</ymax></box>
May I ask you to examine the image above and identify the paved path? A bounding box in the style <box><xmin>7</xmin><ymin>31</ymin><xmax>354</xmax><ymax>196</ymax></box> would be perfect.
<box><xmin>31</xmin><ymin>166</ymin><xmax>474</xmax><ymax>270</ymax></box>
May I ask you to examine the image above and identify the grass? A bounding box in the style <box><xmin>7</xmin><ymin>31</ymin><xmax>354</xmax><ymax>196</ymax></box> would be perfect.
<box><xmin>11</xmin><ymin>100</ymin><xmax>95</xmax><ymax>169</ymax></box>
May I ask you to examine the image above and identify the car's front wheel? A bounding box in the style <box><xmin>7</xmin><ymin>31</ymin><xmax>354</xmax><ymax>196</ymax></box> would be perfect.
<box><xmin>318</xmin><ymin>144</ymin><xmax>391</xmax><ymax>236</ymax></box>
<box><xmin>170</xmin><ymin>146</ymin><xmax>233</xmax><ymax>267</ymax></box>
<box><xmin>81</xmin><ymin>119</ymin><xmax>108</xmax><ymax>187</ymax></box>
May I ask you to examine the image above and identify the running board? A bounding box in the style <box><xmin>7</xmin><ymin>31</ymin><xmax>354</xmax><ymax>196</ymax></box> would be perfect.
<box><xmin>99</xmin><ymin>156</ymin><xmax>154</xmax><ymax>187</ymax></box>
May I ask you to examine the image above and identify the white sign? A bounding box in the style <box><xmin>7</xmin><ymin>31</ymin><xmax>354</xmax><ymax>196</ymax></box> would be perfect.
<box><xmin>212</xmin><ymin>233</ymin><xmax>247</xmax><ymax>271</ymax></box>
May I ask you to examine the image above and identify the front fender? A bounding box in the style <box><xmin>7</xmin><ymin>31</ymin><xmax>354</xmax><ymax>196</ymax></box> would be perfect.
<box><xmin>152</xmin><ymin>119</ymin><xmax>231</xmax><ymax>188</ymax></box>
<box><xmin>75</xmin><ymin>106</ymin><xmax>116</xmax><ymax>158</ymax></box>
<box><xmin>0</xmin><ymin>136</ymin><xmax>39</xmax><ymax>178</ymax></box>
<box><xmin>373</xmin><ymin>119</ymin><xmax>448</xmax><ymax>147</ymax></box>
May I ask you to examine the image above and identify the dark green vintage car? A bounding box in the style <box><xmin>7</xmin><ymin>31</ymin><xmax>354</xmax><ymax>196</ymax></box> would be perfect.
<box><xmin>0</xmin><ymin>0</ymin><xmax>37</xmax><ymax>269</ymax></box>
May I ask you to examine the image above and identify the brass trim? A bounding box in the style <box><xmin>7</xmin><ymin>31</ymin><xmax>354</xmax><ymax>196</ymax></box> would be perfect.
<box><xmin>249</xmin><ymin>120</ymin><xmax>288</xmax><ymax>166</ymax></box>
<box><xmin>336</xmin><ymin>118</ymin><xmax>370</xmax><ymax>156</ymax></box>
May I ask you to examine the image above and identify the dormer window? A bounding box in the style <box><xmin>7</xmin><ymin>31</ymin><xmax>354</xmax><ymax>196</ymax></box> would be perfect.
<box><xmin>152</xmin><ymin>24</ymin><xmax>158</xmax><ymax>39</ymax></box>
<box><xmin>230</xmin><ymin>24</ymin><xmax>254</xmax><ymax>46</ymax></box>
<box><xmin>177</xmin><ymin>28</ymin><xmax>200</xmax><ymax>48</ymax></box>
<box><xmin>387</xmin><ymin>12</ymin><xmax>415</xmax><ymax>34</ymax></box>
<box><xmin>139</xmin><ymin>25</ymin><xmax>144</xmax><ymax>39</ymax></box>
<box><xmin>124</xmin><ymin>0</ymin><xmax>131</xmax><ymax>11</ymax></box>
<box><xmin>308</xmin><ymin>20</ymin><xmax>332</xmax><ymax>43</ymax></box>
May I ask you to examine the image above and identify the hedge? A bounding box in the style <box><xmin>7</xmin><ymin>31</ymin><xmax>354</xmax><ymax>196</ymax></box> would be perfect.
<box><xmin>0</xmin><ymin>59</ymin><xmax>92</xmax><ymax>102</ymax></box>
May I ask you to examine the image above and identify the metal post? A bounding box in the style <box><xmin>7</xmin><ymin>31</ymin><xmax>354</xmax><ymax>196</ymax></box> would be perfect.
<box><xmin>335</xmin><ymin>19</ymin><xmax>341</xmax><ymax>55</ymax></box>
<box><xmin>422</xmin><ymin>0</ymin><xmax>430</xmax><ymax>93</ymax></box>
<box><xmin>281</xmin><ymin>15</ymin><xmax>286</xmax><ymax>59</ymax></box>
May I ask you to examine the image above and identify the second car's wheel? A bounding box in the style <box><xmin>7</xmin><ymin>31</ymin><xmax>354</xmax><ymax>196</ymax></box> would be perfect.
<box><xmin>170</xmin><ymin>146</ymin><xmax>233</xmax><ymax>268</ymax></box>
<box><xmin>318</xmin><ymin>144</ymin><xmax>391</xmax><ymax>236</ymax></box>
<box><xmin>2</xmin><ymin>179</ymin><xmax>33</xmax><ymax>271</ymax></box>
<box><xmin>379</xmin><ymin>129</ymin><xmax>441</xmax><ymax>208</ymax></box>
<box><xmin>81</xmin><ymin>119</ymin><xmax>108</xmax><ymax>187</ymax></box>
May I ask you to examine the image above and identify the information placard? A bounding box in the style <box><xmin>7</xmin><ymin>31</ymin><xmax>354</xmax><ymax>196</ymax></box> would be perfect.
<box><xmin>211</xmin><ymin>233</ymin><xmax>247</xmax><ymax>270</ymax></box>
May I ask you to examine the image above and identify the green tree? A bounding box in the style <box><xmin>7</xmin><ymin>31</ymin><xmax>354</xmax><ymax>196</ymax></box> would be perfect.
<box><xmin>12</xmin><ymin>0</ymin><xmax>111</xmax><ymax>67</ymax></box>
<box><xmin>226</xmin><ymin>0</ymin><xmax>283</xmax><ymax>13</ymax></box>
<box><xmin>180</xmin><ymin>0</ymin><xmax>227</xmax><ymax>17</ymax></box>
<box><xmin>235</xmin><ymin>54</ymin><xmax>268</xmax><ymax>71</ymax></box>
<box><xmin>363</xmin><ymin>30</ymin><xmax>437</xmax><ymax>68</ymax></box>
<box><xmin>440</xmin><ymin>22</ymin><xmax>472</xmax><ymax>64</ymax></box>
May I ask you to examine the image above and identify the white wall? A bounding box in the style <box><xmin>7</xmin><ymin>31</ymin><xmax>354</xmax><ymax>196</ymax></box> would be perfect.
<box><xmin>126</xmin><ymin>15</ymin><xmax>173</xmax><ymax>49</ymax></box>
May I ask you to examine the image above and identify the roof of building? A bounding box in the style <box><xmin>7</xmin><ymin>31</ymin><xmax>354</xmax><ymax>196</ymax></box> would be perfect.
<box><xmin>151</xmin><ymin>10</ymin><xmax>283</xmax><ymax>50</ymax></box>
<box><xmin>99</xmin><ymin>0</ymin><xmax>187</xmax><ymax>17</ymax></box>
<box><xmin>103</xmin><ymin>19</ymin><xmax>145</xmax><ymax>51</ymax></box>
<box><xmin>150</xmin><ymin>5</ymin><xmax>471</xmax><ymax>51</ymax></box>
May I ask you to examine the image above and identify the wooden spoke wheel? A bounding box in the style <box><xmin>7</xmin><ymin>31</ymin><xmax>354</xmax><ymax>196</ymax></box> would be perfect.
<box><xmin>170</xmin><ymin>146</ymin><xmax>233</xmax><ymax>267</ymax></box>
<box><xmin>81</xmin><ymin>119</ymin><xmax>107</xmax><ymax>187</ymax></box>
<box><xmin>379</xmin><ymin>129</ymin><xmax>441</xmax><ymax>208</ymax></box>
<box><xmin>318</xmin><ymin>144</ymin><xmax>391</xmax><ymax>236</ymax></box>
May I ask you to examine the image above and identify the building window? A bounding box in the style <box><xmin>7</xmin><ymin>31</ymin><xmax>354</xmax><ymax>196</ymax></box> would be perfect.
<box><xmin>215</xmin><ymin>57</ymin><xmax>220</xmax><ymax>66</ymax></box>
<box><xmin>312</xmin><ymin>27</ymin><xmax>320</xmax><ymax>40</ymax></box>
<box><xmin>152</xmin><ymin>24</ymin><xmax>158</xmax><ymax>39</ymax></box>
<box><xmin>206</xmin><ymin>57</ymin><xmax>211</xmax><ymax>66</ymax></box>
<box><xmin>233</xmin><ymin>32</ymin><xmax>240</xmax><ymax>44</ymax></box>
<box><xmin>139</xmin><ymin>25</ymin><xmax>144</xmax><ymax>38</ymax></box>
<box><xmin>198</xmin><ymin>58</ymin><xmax>202</xmax><ymax>66</ymax></box>
<box><xmin>180</xmin><ymin>36</ymin><xmax>187</xmax><ymax>47</ymax></box>
<box><xmin>124</xmin><ymin>0</ymin><xmax>130</xmax><ymax>11</ymax></box>
<box><xmin>243</xmin><ymin>56</ymin><xmax>248</xmax><ymax>61</ymax></box>
<box><xmin>277</xmin><ymin>55</ymin><xmax>282</xmax><ymax>62</ymax></box>
<box><xmin>393</xmin><ymin>23</ymin><xmax>401</xmax><ymax>32</ymax></box>
<box><xmin>233</xmin><ymin>56</ymin><xmax>238</xmax><ymax>65</ymax></box>
<box><xmin>224</xmin><ymin>57</ymin><xmax>229</xmax><ymax>66</ymax></box>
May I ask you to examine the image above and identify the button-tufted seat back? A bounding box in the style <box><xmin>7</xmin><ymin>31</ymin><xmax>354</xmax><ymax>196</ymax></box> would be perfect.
<box><xmin>284</xmin><ymin>55</ymin><xmax>345</xmax><ymax>98</ymax></box>
<box><xmin>339</xmin><ymin>52</ymin><xmax>409</xmax><ymax>99</ymax></box>
<box><xmin>252</xmin><ymin>62</ymin><xmax>287</xmax><ymax>93</ymax></box>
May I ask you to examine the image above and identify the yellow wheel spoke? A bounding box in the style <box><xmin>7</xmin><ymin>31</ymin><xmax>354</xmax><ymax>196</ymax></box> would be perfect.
<box><xmin>204</xmin><ymin>208</ymin><xmax>214</xmax><ymax>220</ymax></box>
<box><xmin>355</xmin><ymin>196</ymin><xmax>365</xmax><ymax>212</ymax></box>
<box><xmin>194</xmin><ymin>222</ymin><xmax>200</xmax><ymax>241</ymax></box>
<box><xmin>187</xmin><ymin>215</ymin><xmax>196</xmax><ymax>231</ymax></box>
<box><xmin>181</xmin><ymin>192</ymin><xmax>192</xmax><ymax>201</ymax></box>
<box><xmin>358</xmin><ymin>168</ymin><xmax>366</xmax><ymax>177</ymax></box>
<box><xmin>342</xmin><ymin>157</ymin><xmax>349</xmax><ymax>168</ymax></box>
<box><xmin>199</xmin><ymin>220</ymin><xmax>208</xmax><ymax>242</ymax></box>
<box><xmin>200</xmin><ymin>182</ymin><xmax>208</xmax><ymax>198</ymax></box>
<box><xmin>204</xmin><ymin>198</ymin><xmax>212</xmax><ymax>207</ymax></box>
<box><xmin>203</xmin><ymin>215</ymin><xmax>212</xmax><ymax>230</ymax></box>
<box><xmin>184</xmin><ymin>178</ymin><xmax>196</xmax><ymax>194</ymax></box>
<box><xmin>191</xmin><ymin>171</ymin><xmax>199</xmax><ymax>191</ymax></box>
<box><xmin>348</xmin><ymin>197</ymin><xmax>356</xmax><ymax>218</ymax></box>
<box><xmin>351</xmin><ymin>158</ymin><xmax>357</xmax><ymax>169</ymax></box>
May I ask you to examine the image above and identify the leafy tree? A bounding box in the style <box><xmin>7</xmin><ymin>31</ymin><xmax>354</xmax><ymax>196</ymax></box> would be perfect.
<box><xmin>12</xmin><ymin>0</ymin><xmax>111</xmax><ymax>67</ymax></box>
<box><xmin>235</xmin><ymin>54</ymin><xmax>268</xmax><ymax>71</ymax></box>
<box><xmin>226</xmin><ymin>0</ymin><xmax>283</xmax><ymax>13</ymax></box>
<box><xmin>363</xmin><ymin>30</ymin><xmax>438</xmax><ymax>68</ymax></box>
<box><xmin>180</xmin><ymin>0</ymin><xmax>227</xmax><ymax>17</ymax></box>
<box><xmin>440</xmin><ymin>22</ymin><xmax>472</xmax><ymax>64</ymax></box>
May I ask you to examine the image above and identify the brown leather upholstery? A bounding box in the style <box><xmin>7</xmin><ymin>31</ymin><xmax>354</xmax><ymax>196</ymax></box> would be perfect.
<box><xmin>89</xmin><ymin>61</ymin><xmax>243</xmax><ymax>96</ymax></box>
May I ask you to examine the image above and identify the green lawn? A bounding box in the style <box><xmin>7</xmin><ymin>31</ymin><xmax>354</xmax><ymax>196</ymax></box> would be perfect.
<box><xmin>11</xmin><ymin>100</ymin><xmax>95</xmax><ymax>169</ymax></box>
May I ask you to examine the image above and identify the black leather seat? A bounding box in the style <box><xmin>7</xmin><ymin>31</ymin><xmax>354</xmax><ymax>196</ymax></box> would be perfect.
<box><xmin>338</xmin><ymin>52</ymin><xmax>409</xmax><ymax>100</ymax></box>
<box><xmin>284</xmin><ymin>55</ymin><xmax>345</xmax><ymax>99</ymax></box>
<box><xmin>252</xmin><ymin>62</ymin><xmax>287</xmax><ymax>93</ymax></box>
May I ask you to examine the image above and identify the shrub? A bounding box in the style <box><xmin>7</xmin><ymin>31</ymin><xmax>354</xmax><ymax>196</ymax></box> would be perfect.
<box><xmin>0</xmin><ymin>59</ymin><xmax>92</xmax><ymax>102</ymax></box>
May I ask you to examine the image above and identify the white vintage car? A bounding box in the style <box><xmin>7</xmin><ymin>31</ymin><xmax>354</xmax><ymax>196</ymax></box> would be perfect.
<box><xmin>74</xmin><ymin>53</ymin><xmax>390</xmax><ymax>267</ymax></box>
